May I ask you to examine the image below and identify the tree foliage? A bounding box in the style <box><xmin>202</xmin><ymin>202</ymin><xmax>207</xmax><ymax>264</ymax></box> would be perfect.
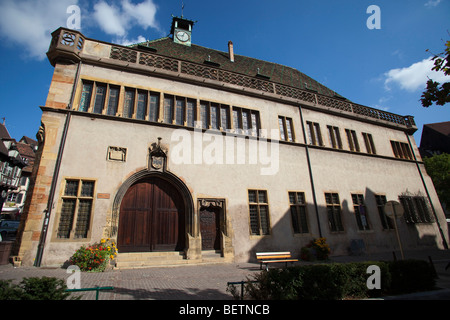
<box><xmin>421</xmin><ymin>39</ymin><xmax>450</xmax><ymax>107</ymax></box>
<box><xmin>423</xmin><ymin>153</ymin><xmax>450</xmax><ymax>210</ymax></box>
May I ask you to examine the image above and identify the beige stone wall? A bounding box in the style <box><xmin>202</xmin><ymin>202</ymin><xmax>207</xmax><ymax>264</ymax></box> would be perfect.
<box><xmin>28</xmin><ymin>108</ymin><xmax>447</xmax><ymax>266</ymax></box>
<box><xmin>17</xmin><ymin>41</ymin><xmax>448</xmax><ymax>266</ymax></box>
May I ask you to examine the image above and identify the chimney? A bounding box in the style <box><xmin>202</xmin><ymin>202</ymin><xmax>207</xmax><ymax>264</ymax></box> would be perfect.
<box><xmin>228</xmin><ymin>41</ymin><xmax>234</xmax><ymax>62</ymax></box>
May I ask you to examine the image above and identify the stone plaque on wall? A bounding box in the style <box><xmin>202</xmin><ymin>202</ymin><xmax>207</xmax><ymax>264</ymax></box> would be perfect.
<box><xmin>107</xmin><ymin>146</ymin><xmax>127</xmax><ymax>162</ymax></box>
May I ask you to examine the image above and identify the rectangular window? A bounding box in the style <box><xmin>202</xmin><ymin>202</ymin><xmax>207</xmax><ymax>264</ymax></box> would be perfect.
<box><xmin>345</xmin><ymin>129</ymin><xmax>360</xmax><ymax>152</ymax></box>
<box><xmin>362</xmin><ymin>132</ymin><xmax>376</xmax><ymax>154</ymax></box>
<box><xmin>289</xmin><ymin>192</ymin><xmax>308</xmax><ymax>234</ymax></box>
<box><xmin>390</xmin><ymin>141</ymin><xmax>413</xmax><ymax>160</ymax></box>
<box><xmin>79</xmin><ymin>82</ymin><xmax>93</xmax><ymax>112</ymax></box>
<box><xmin>186</xmin><ymin>99</ymin><xmax>196</xmax><ymax>127</ymax></box>
<box><xmin>279</xmin><ymin>116</ymin><xmax>294</xmax><ymax>142</ymax></box>
<box><xmin>279</xmin><ymin>117</ymin><xmax>286</xmax><ymax>141</ymax></box>
<box><xmin>220</xmin><ymin>106</ymin><xmax>230</xmax><ymax>131</ymax></box>
<box><xmin>57</xmin><ymin>179</ymin><xmax>95</xmax><ymax>239</ymax></box>
<box><xmin>136</xmin><ymin>91</ymin><xmax>147</xmax><ymax>120</ymax></box>
<box><xmin>399</xmin><ymin>195</ymin><xmax>434</xmax><ymax>223</ymax></box>
<box><xmin>149</xmin><ymin>93</ymin><xmax>159</xmax><ymax>122</ymax></box>
<box><xmin>175</xmin><ymin>97</ymin><xmax>185</xmax><ymax>126</ymax></box>
<box><xmin>325</xmin><ymin>193</ymin><xmax>344</xmax><ymax>232</ymax></box>
<box><xmin>106</xmin><ymin>86</ymin><xmax>119</xmax><ymax>116</ymax></box>
<box><xmin>248</xmin><ymin>190</ymin><xmax>270</xmax><ymax>235</ymax></box>
<box><xmin>210</xmin><ymin>103</ymin><xmax>219</xmax><ymax>130</ymax></box>
<box><xmin>164</xmin><ymin>95</ymin><xmax>174</xmax><ymax>124</ymax></box>
<box><xmin>200</xmin><ymin>101</ymin><xmax>208</xmax><ymax>129</ymax></box>
<box><xmin>306</xmin><ymin>121</ymin><xmax>323</xmax><ymax>146</ymax></box>
<box><xmin>123</xmin><ymin>89</ymin><xmax>135</xmax><ymax>118</ymax></box>
<box><xmin>242</xmin><ymin>110</ymin><xmax>250</xmax><ymax>135</ymax></box>
<box><xmin>351</xmin><ymin>194</ymin><xmax>371</xmax><ymax>230</ymax></box>
<box><xmin>233</xmin><ymin>107</ymin><xmax>260</xmax><ymax>136</ymax></box>
<box><xmin>93</xmin><ymin>84</ymin><xmax>107</xmax><ymax>114</ymax></box>
<box><xmin>233</xmin><ymin>109</ymin><xmax>241</xmax><ymax>133</ymax></box>
<box><xmin>375</xmin><ymin>195</ymin><xmax>394</xmax><ymax>230</ymax></box>
<box><xmin>327</xmin><ymin>125</ymin><xmax>342</xmax><ymax>149</ymax></box>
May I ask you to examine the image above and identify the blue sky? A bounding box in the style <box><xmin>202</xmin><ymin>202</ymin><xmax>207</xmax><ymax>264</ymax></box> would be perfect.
<box><xmin>0</xmin><ymin>0</ymin><xmax>449</xmax><ymax>143</ymax></box>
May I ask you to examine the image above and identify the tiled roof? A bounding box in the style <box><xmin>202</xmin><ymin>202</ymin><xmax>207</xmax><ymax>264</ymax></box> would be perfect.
<box><xmin>424</xmin><ymin>121</ymin><xmax>450</xmax><ymax>136</ymax></box>
<box><xmin>131</xmin><ymin>37</ymin><xmax>346</xmax><ymax>100</ymax></box>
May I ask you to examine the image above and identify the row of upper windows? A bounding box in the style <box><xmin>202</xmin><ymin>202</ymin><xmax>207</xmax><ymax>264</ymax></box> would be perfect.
<box><xmin>78</xmin><ymin>80</ymin><xmax>414</xmax><ymax>160</ymax></box>
<box><xmin>289</xmin><ymin>119</ymin><xmax>413</xmax><ymax>159</ymax></box>
<box><xmin>301</xmin><ymin>120</ymin><xmax>378</xmax><ymax>154</ymax></box>
<box><xmin>78</xmin><ymin>80</ymin><xmax>261</xmax><ymax>136</ymax></box>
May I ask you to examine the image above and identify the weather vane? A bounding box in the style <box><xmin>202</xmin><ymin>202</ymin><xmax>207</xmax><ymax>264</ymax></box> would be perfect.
<box><xmin>181</xmin><ymin>1</ymin><xmax>185</xmax><ymax>18</ymax></box>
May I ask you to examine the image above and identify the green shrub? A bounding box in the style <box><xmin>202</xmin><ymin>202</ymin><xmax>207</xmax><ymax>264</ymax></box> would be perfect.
<box><xmin>388</xmin><ymin>259</ymin><xmax>436</xmax><ymax>294</ymax></box>
<box><xmin>230</xmin><ymin>259</ymin><xmax>435</xmax><ymax>300</ymax></box>
<box><xmin>0</xmin><ymin>277</ymin><xmax>79</xmax><ymax>300</ymax></box>
<box><xmin>0</xmin><ymin>280</ymin><xmax>22</xmax><ymax>300</ymax></box>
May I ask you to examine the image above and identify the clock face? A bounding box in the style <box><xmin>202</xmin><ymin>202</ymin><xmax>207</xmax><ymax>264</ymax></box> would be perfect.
<box><xmin>176</xmin><ymin>30</ymin><xmax>190</xmax><ymax>42</ymax></box>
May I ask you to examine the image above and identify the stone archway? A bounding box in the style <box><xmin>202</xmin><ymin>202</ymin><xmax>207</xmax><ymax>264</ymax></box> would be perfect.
<box><xmin>110</xmin><ymin>170</ymin><xmax>194</xmax><ymax>255</ymax></box>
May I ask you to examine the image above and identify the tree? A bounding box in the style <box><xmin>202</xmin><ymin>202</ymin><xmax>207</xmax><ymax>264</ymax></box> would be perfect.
<box><xmin>423</xmin><ymin>153</ymin><xmax>450</xmax><ymax>212</ymax></box>
<box><xmin>420</xmin><ymin>39</ymin><xmax>450</xmax><ymax>107</ymax></box>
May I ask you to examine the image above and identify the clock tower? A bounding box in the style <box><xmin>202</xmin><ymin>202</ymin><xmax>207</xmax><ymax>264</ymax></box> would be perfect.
<box><xmin>171</xmin><ymin>16</ymin><xmax>195</xmax><ymax>47</ymax></box>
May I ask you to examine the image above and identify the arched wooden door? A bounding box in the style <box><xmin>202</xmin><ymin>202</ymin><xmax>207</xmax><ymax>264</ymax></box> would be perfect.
<box><xmin>117</xmin><ymin>177</ymin><xmax>185</xmax><ymax>252</ymax></box>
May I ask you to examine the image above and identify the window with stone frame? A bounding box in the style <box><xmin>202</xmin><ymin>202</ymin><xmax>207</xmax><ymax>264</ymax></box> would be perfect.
<box><xmin>306</xmin><ymin>121</ymin><xmax>323</xmax><ymax>146</ymax></box>
<box><xmin>248</xmin><ymin>190</ymin><xmax>270</xmax><ymax>235</ymax></box>
<box><xmin>57</xmin><ymin>179</ymin><xmax>95</xmax><ymax>239</ymax></box>
<box><xmin>362</xmin><ymin>132</ymin><xmax>376</xmax><ymax>154</ymax></box>
<box><xmin>375</xmin><ymin>195</ymin><xmax>394</xmax><ymax>230</ymax></box>
<box><xmin>351</xmin><ymin>194</ymin><xmax>371</xmax><ymax>230</ymax></box>
<box><xmin>399</xmin><ymin>195</ymin><xmax>434</xmax><ymax>223</ymax></box>
<box><xmin>289</xmin><ymin>191</ymin><xmax>309</xmax><ymax>234</ymax></box>
<box><xmin>279</xmin><ymin>116</ymin><xmax>295</xmax><ymax>142</ymax></box>
<box><xmin>233</xmin><ymin>107</ymin><xmax>260</xmax><ymax>136</ymax></box>
<box><xmin>345</xmin><ymin>129</ymin><xmax>360</xmax><ymax>152</ymax></box>
<box><xmin>325</xmin><ymin>192</ymin><xmax>344</xmax><ymax>232</ymax></box>
<box><xmin>390</xmin><ymin>141</ymin><xmax>413</xmax><ymax>160</ymax></box>
<box><xmin>327</xmin><ymin>125</ymin><xmax>343</xmax><ymax>149</ymax></box>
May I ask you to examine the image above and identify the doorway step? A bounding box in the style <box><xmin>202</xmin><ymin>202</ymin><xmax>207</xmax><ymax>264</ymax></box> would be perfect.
<box><xmin>201</xmin><ymin>250</ymin><xmax>224</xmax><ymax>263</ymax></box>
<box><xmin>115</xmin><ymin>250</ymin><xmax>230</xmax><ymax>269</ymax></box>
<box><xmin>115</xmin><ymin>251</ymin><xmax>187</xmax><ymax>269</ymax></box>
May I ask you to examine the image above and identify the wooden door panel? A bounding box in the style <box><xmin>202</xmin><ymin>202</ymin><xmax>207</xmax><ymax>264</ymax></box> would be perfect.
<box><xmin>200</xmin><ymin>207</ymin><xmax>220</xmax><ymax>250</ymax></box>
<box><xmin>118</xmin><ymin>177</ymin><xmax>185</xmax><ymax>253</ymax></box>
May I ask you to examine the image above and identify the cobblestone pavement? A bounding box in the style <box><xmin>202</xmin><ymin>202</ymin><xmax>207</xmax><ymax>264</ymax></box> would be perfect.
<box><xmin>0</xmin><ymin>262</ymin><xmax>260</xmax><ymax>300</ymax></box>
<box><xmin>1</xmin><ymin>248</ymin><xmax>449</xmax><ymax>300</ymax></box>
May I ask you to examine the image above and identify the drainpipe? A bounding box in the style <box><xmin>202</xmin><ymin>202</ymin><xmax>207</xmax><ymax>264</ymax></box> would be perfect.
<box><xmin>34</xmin><ymin>61</ymin><xmax>82</xmax><ymax>266</ymax></box>
<box><xmin>405</xmin><ymin>133</ymin><xmax>448</xmax><ymax>250</ymax></box>
<box><xmin>298</xmin><ymin>105</ymin><xmax>322</xmax><ymax>237</ymax></box>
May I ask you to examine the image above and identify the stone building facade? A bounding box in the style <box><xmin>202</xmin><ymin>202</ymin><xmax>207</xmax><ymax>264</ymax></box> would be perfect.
<box><xmin>15</xmin><ymin>17</ymin><xmax>448</xmax><ymax>267</ymax></box>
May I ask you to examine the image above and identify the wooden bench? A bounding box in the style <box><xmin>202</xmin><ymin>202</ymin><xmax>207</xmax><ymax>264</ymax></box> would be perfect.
<box><xmin>256</xmin><ymin>252</ymin><xmax>298</xmax><ymax>271</ymax></box>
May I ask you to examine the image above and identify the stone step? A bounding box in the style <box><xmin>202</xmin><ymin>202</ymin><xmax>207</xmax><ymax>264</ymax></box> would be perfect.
<box><xmin>115</xmin><ymin>251</ymin><xmax>228</xmax><ymax>269</ymax></box>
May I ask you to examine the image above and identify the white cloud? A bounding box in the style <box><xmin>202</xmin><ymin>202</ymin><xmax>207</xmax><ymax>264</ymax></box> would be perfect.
<box><xmin>0</xmin><ymin>0</ymin><xmax>78</xmax><ymax>60</ymax></box>
<box><xmin>93</xmin><ymin>1</ymin><xmax>127</xmax><ymax>36</ymax></box>
<box><xmin>424</xmin><ymin>0</ymin><xmax>441</xmax><ymax>7</ymax></box>
<box><xmin>93</xmin><ymin>0</ymin><xmax>159</xmax><ymax>37</ymax></box>
<box><xmin>0</xmin><ymin>0</ymin><xmax>159</xmax><ymax>61</ymax></box>
<box><xmin>384</xmin><ymin>57</ymin><xmax>450</xmax><ymax>92</ymax></box>
<box><xmin>122</xmin><ymin>0</ymin><xmax>158</xmax><ymax>30</ymax></box>
<box><xmin>116</xmin><ymin>35</ymin><xmax>147</xmax><ymax>46</ymax></box>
